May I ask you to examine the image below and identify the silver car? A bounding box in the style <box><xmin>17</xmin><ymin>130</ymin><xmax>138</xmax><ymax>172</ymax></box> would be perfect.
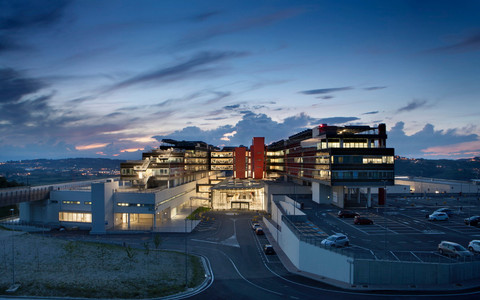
<box><xmin>468</xmin><ymin>240</ymin><xmax>480</xmax><ymax>253</ymax></box>
<box><xmin>438</xmin><ymin>241</ymin><xmax>473</xmax><ymax>258</ymax></box>
<box><xmin>429</xmin><ymin>212</ymin><xmax>449</xmax><ymax>221</ymax></box>
<box><xmin>321</xmin><ymin>234</ymin><xmax>349</xmax><ymax>247</ymax></box>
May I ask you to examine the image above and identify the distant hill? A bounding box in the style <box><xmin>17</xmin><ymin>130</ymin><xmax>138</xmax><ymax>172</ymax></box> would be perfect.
<box><xmin>0</xmin><ymin>158</ymin><xmax>125</xmax><ymax>186</ymax></box>
<box><xmin>1</xmin><ymin>157</ymin><xmax>479</xmax><ymax>184</ymax></box>
<box><xmin>395</xmin><ymin>156</ymin><xmax>480</xmax><ymax>181</ymax></box>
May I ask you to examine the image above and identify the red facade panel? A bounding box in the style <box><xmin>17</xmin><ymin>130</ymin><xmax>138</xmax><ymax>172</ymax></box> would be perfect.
<box><xmin>234</xmin><ymin>147</ymin><xmax>247</xmax><ymax>179</ymax></box>
<box><xmin>252</xmin><ymin>137</ymin><xmax>265</xmax><ymax>179</ymax></box>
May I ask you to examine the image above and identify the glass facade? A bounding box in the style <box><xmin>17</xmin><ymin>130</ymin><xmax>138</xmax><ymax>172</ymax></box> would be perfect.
<box><xmin>59</xmin><ymin>212</ymin><xmax>92</xmax><ymax>223</ymax></box>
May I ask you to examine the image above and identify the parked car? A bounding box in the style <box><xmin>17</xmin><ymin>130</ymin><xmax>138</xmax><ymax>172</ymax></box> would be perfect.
<box><xmin>354</xmin><ymin>216</ymin><xmax>373</xmax><ymax>225</ymax></box>
<box><xmin>255</xmin><ymin>227</ymin><xmax>264</xmax><ymax>235</ymax></box>
<box><xmin>321</xmin><ymin>234</ymin><xmax>349</xmax><ymax>247</ymax></box>
<box><xmin>264</xmin><ymin>244</ymin><xmax>275</xmax><ymax>255</ymax></box>
<box><xmin>428</xmin><ymin>212</ymin><xmax>449</xmax><ymax>221</ymax></box>
<box><xmin>464</xmin><ymin>216</ymin><xmax>480</xmax><ymax>226</ymax></box>
<box><xmin>337</xmin><ymin>210</ymin><xmax>359</xmax><ymax>218</ymax></box>
<box><xmin>252</xmin><ymin>222</ymin><xmax>261</xmax><ymax>230</ymax></box>
<box><xmin>468</xmin><ymin>240</ymin><xmax>480</xmax><ymax>253</ymax></box>
<box><xmin>438</xmin><ymin>241</ymin><xmax>473</xmax><ymax>258</ymax></box>
<box><xmin>434</xmin><ymin>208</ymin><xmax>454</xmax><ymax>217</ymax></box>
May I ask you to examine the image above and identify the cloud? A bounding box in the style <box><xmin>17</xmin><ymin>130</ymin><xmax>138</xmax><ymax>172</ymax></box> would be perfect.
<box><xmin>104</xmin><ymin>51</ymin><xmax>247</xmax><ymax>93</ymax></box>
<box><xmin>388</xmin><ymin>122</ymin><xmax>479</xmax><ymax>158</ymax></box>
<box><xmin>427</xmin><ymin>31</ymin><xmax>480</xmax><ymax>54</ymax></box>
<box><xmin>316</xmin><ymin>95</ymin><xmax>334</xmax><ymax>100</ymax></box>
<box><xmin>422</xmin><ymin>140</ymin><xmax>480</xmax><ymax>158</ymax></box>
<box><xmin>176</xmin><ymin>8</ymin><xmax>304</xmax><ymax>48</ymax></box>
<box><xmin>0</xmin><ymin>0</ymin><xmax>69</xmax><ymax>30</ymax></box>
<box><xmin>396</xmin><ymin>99</ymin><xmax>427</xmax><ymax>113</ymax></box>
<box><xmin>224</xmin><ymin>104</ymin><xmax>241</xmax><ymax>110</ymax></box>
<box><xmin>314</xmin><ymin>117</ymin><xmax>360</xmax><ymax>124</ymax></box>
<box><xmin>362</xmin><ymin>111</ymin><xmax>379</xmax><ymax>115</ymax></box>
<box><xmin>204</xmin><ymin>91</ymin><xmax>231</xmax><ymax>105</ymax></box>
<box><xmin>0</xmin><ymin>36</ymin><xmax>26</xmax><ymax>53</ymax></box>
<box><xmin>0</xmin><ymin>0</ymin><xmax>69</xmax><ymax>54</ymax></box>
<box><xmin>0</xmin><ymin>68</ymin><xmax>47</xmax><ymax>104</ymax></box>
<box><xmin>190</xmin><ymin>10</ymin><xmax>222</xmax><ymax>22</ymax></box>
<box><xmin>300</xmin><ymin>87</ymin><xmax>353</xmax><ymax>95</ymax></box>
<box><xmin>153</xmin><ymin>112</ymin><xmax>319</xmax><ymax>147</ymax></box>
<box><xmin>205</xmin><ymin>117</ymin><xmax>229</xmax><ymax>121</ymax></box>
<box><xmin>364</xmin><ymin>86</ymin><xmax>387</xmax><ymax>91</ymax></box>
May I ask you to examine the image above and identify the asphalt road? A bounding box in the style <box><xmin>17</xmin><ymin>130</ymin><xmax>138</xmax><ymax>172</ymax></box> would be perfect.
<box><xmin>31</xmin><ymin>207</ymin><xmax>480</xmax><ymax>300</ymax></box>
<box><xmin>159</xmin><ymin>211</ymin><xmax>480</xmax><ymax>300</ymax></box>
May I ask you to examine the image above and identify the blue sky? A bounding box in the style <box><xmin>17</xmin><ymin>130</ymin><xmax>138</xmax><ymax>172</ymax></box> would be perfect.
<box><xmin>1</xmin><ymin>0</ymin><xmax>479</xmax><ymax>161</ymax></box>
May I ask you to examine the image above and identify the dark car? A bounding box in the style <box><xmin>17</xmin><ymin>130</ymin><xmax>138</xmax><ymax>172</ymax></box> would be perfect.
<box><xmin>255</xmin><ymin>227</ymin><xmax>264</xmax><ymax>235</ymax></box>
<box><xmin>354</xmin><ymin>216</ymin><xmax>374</xmax><ymax>225</ymax></box>
<box><xmin>434</xmin><ymin>208</ymin><xmax>454</xmax><ymax>217</ymax></box>
<box><xmin>264</xmin><ymin>244</ymin><xmax>275</xmax><ymax>255</ymax></box>
<box><xmin>464</xmin><ymin>216</ymin><xmax>480</xmax><ymax>226</ymax></box>
<box><xmin>338</xmin><ymin>210</ymin><xmax>359</xmax><ymax>218</ymax></box>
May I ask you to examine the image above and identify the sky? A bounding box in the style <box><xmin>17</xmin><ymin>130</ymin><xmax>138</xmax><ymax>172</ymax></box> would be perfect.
<box><xmin>1</xmin><ymin>0</ymin><xmax>480</xmax><ymax>161</ymax></box>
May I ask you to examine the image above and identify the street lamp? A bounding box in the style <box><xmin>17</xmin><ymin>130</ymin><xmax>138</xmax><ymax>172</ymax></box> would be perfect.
<box><xmin>381</xmin><ymin>180</ymin><xmax>387</xmax><ymax>259</ymax></box>
<box><xmin>184</xmin><ymin>218</ymin><xmax>188</xmax><ymax>288</ymax></box>
<box><xmin>10</xmin><ymin>208</ymin><xmax>15</xmax><ymax>287</ymax></box>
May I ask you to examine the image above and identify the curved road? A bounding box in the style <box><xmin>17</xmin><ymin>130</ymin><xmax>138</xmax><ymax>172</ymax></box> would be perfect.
<box><xmin>161</xmin><ymin>211</ymin><xmax>480</xmax><ymax>300</ymax></box>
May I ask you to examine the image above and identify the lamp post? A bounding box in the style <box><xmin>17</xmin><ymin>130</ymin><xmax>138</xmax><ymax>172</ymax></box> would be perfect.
<box><xmin>381</xmin><ymin>180</ymin><xmax>387</xmax><ymax>259</ymax></box>
<box><xmin>293</xmin><ymin>182</ymin><xmax>296</xmax><ymax>216</ymax></box>
<box><xmin>10</xmin><ymin>208</ymin><xmax>15</xmax><ymax>286</ymax></box>
<box><xmin>184</xmin><ymin>218</ymin><xmax>188</xmax><ymax>288</ymax></box>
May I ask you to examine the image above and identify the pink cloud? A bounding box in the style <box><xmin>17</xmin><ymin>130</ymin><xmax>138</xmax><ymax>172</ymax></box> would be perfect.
<box><xmin>422</xmin><ymin>140</ymin><xmax>480</xmax><ymax>157</ymax></box>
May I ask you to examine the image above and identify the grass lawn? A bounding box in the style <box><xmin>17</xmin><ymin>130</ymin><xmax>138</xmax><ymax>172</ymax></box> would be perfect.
<box><xmin>0</xmin><ymin>231</ymin><xmax>204</xmax><ymax>298</ymax></box>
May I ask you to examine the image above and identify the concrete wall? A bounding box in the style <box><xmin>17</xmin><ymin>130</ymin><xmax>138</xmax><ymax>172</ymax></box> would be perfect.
<box><xmin>312</xmin><ymin>182</ymin><xmax>333</xmax><ymax>204</ymax></box>
<box><xmin>354</xmin><ymin>260</ymin><xmax>480</xmax><ymax>286</ymax></box>
<box><xmin>280</xmin><ymin>196</ymin><xmax>306</xmax><ymax>216</ymax></box>
<box><xmin>332</xmin><ymin>186</ymin><xmax>345</xmax><ymax>208</ymax></box>
<box><xmin>299</xmin><ymin>241</ymin><xmax>351</xmax><ymax>284</ymax></box>
<box><xmin>91</xmin><ymin>181</ymin><xmax>118</xmax><ymax>234</ymax></box>
<box><xmin>115</xmin><ymin>192</ymin><xmax>155</xmax><ymax>214</ymax></box>
<box><xmin>265</xmin><ymin>196</ymin><xmax>480</xmax><ymax>288</ymax></box>
<box><xmin>155</xmin><ymin>181</ymin><xmax>197</xmax><ymax>214</ymax></box>
<box><xmin>395</xmin><ymin>178</ymin><xmax>480</xmax><ymax>194</ymax></box>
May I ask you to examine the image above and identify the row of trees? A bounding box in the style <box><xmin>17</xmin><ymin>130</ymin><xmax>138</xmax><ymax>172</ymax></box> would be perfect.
<box><xmin>0</xmin><ymin>176</ymin><xmax>23</xmax><ymax>189</ymax></box>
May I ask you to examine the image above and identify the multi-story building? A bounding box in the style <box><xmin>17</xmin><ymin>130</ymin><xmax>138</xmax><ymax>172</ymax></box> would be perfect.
<box><xmin>266</xmin><ymin>123</ymin><xmax>394</xmax><ymax>207</ymax></box>
<box><xmin>120</xmin><ymin>139</ymin><xmax>215</xmax><ymax>189</ymax></box>
<box><xmin>18</xmin><ymin>123</ymin><xmax>393</xmax><ymax>233</ymax></box>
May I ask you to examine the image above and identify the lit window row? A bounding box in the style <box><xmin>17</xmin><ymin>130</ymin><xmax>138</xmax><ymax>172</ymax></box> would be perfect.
<box><xmin>59</xmin><ymin>212</ymin><xmax>92</xmax><ymax>223</ymax></box>
<box><xmin>331</xmin><ymin>156</ymin><xmax>394</xmax><ymax>164</ymax></box>
<box><xmin>62</xmin><ymin>201</ymin><xmax>80</xmax><ymax>205</ymax></box>
<box><xmin>332</xmin><ymin>171</ymin><xmax>394</xmax><ymax>180</ymax></box>
<box><xmin>117</xmin><ymin>202</ymin><xmax>154</xmax><ymax>208</ymax></box>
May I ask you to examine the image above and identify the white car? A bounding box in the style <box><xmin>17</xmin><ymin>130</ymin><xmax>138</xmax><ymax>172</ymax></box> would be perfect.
<box><xmin>468</xmin><ymin>240</ymin><xmax>480</xmax><ymax>253</ymax></box>
<box><xmin>428</xmin><ymin>212</ymin><xmax>449</xmax><ymax>221</ymax></box>
<box><xmin>321</xmin><ymin>234</ymin><xmax>349</xmax><ymax>247</ymax></box>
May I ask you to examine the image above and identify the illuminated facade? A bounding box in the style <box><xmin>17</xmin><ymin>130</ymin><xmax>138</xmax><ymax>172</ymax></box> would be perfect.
<box><xmin>19</xmin><ymin>123</ymin><xmax>394</xmax><ymax>233</ymax></box>
<box><xmin>266</xmin><ymin>123</ymin><xmax>394</xmax><ymax>206</ymax></box>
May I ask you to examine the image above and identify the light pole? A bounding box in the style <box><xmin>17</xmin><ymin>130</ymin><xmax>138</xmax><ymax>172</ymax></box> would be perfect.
<box><xmin>184</xmin><ymin>218</ymin><xmax>188</xmax><ymax>288</ymax></box>
<box><xmin>381</xmin><ymin>180</ymin><xmax>387</xmax><ymax>259</ymax></box>
<box><xmin>10</xmin><ymin>208</ymin><xmax>15</xmax><ymax>286</ymax></box>
<box><xmin>293</xmin><ymin>182</ymin><xmax>296</xmax><ymax>216</ymax></box>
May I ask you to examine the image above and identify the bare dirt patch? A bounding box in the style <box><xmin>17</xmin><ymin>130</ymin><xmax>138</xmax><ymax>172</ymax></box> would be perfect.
<box><xmin>0</xmin><ymin>230</ymin><xmax>203</xmax><ymax>299</ymax></box>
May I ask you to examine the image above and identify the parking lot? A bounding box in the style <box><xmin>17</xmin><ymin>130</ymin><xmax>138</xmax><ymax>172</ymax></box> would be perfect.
<box><xmin>302</xmin><ymin>195</ymin><xmax>480</xmax><ymax>263</ymax></box>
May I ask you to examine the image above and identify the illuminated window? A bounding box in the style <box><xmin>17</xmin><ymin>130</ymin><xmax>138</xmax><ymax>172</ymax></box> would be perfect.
<box><xmin>59</xmin><ymin>212</ymin><xmax>92</xmax><ymax>223</ymax></box>
<box><xmin>84</xmin><ymin>201</ymin><xmax>92</xmax><ymax>205</ymax></box>
<box><xmin>62</xmin><ymin>201</ymin><xmax>81</xmax><ymax>205</ymax></box>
